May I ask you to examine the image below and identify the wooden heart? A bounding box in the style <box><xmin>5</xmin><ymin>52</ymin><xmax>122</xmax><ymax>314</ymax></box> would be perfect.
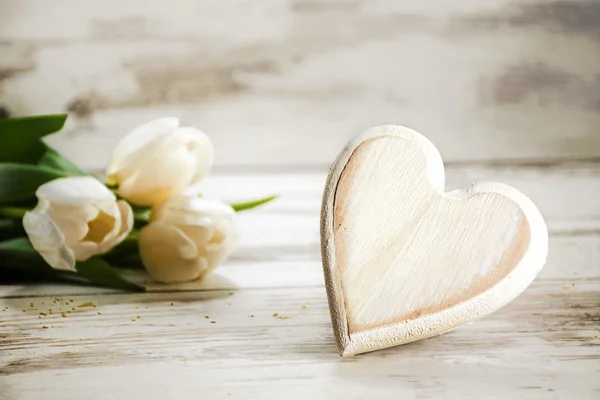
<box><xmin>321</xmin><ymin>126</ymin><xmax>548</xmax><ymax>355</ymax></box>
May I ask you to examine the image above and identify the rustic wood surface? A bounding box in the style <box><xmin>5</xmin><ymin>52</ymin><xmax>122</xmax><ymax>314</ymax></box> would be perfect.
<box><xmin>1</xmin><ymin>166</ymin><xmax>599</xmax><ymax>399</ymax></box>
<box><xmin>322</xmin><ymin>126</ymin><xmax>548</xmax><ymax>355</ymax></box>
<box><xmin>2</xmin><ymin>0</ymin><xmax>600</xmax><ymax>169</ymax></box>
<box><xmin>1</xmin><ymin>0</ymin><xmax>599</xmax><ymax>398</ymax></box>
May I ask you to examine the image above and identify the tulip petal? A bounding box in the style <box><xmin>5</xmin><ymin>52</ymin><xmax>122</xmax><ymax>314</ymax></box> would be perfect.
<box><xmin>152</xmin><ymin>196</ymin><xmax>235</xmax><ymax>225</ymax></box>
<box><xmin>204</xmin><ymin>222</ymin><xmax>238</xmax><ymax>273</ymax></box>
<box><xmin>141</xmin><ymin>196</ymin><xmax>236</xmax><ymax>283</ymax></box>
<box><xmin>82</xmin><ymin>209</ymin><xmax>117</xmax><ymax>244</ymax></box>
<box><xmin>175</xmin><ymin>127</ymin><xmax>213</xmax><ymax>184</ymax></box>
<box><xmin>48</xmin><ymin>204</ymin><xmax>99</xmax><ymax>244</ymax></box>
<box><xmin>106</xmin><ymin>117</ymin><xmax>179</xmax><ymax>181</ymax></box>
<box><xmin>70</xmin><ymin>241</ymin><xmax>102</xmax><ymax>261</ymax></box>
<box><xmin>117</xmin><ymin>137</ymin><xmax>197</xmax><ymax>206</ymax></box>
<box><xmin>23</xmin><ymin>202</ymin><xmax>76</xmax><ymax>271</ymax></box>
<box><xmin>69</xmin><ymin>202</ymin><xmax>120</xmax><ymax>258</ymax></box>
<box><xmin>179</xmin><ymin>224</ymin><xmax>214</xmax><ymax>247</ymax></box>
<box><xmin>139</xmin><ymin>221</ymin><xmax>207</xmax><ymax>283</ymax></box>
<box><xmin>115</xmin><ymin>200</ymin><xmax>134</xmax><ymax>242</ymax></box>
<box><xmin>98</xmin><ymin>200</ymin><xmax>134</xmax><ymax>253</ymax></box>
<box><xmin>90</xmin><ymin>201</ymin><xmax>122</xmax><ymax>244</ymax></box>
<box><xmin>36</xmin><ymin>176</ymin><xmax>115</xmax><ymax>205</ymax></box>
<box><xmin>72</xmin><ymin>201</ymin><xmax>134</xmax><ymax>260</ymax></box>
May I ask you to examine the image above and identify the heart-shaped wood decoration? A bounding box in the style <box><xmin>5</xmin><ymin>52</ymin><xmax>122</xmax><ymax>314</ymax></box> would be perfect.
<box><xmin>321</xmin><ymin>126</ymin><xmax>548</xmax><ymax>355</ymax></box>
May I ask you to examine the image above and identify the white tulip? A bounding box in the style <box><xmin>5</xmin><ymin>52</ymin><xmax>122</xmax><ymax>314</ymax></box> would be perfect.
<box><xmin>107</xmin><ymin>118</ymin><xmax>214</xmax><ymax>206</ymax></box>
<box><xmin>23</xmin><ymin>177</ymin><xmax>134</xmax><ymax>271</ymax></box>
<box><xmin>139</xmin><ymin>195</ymin><xmax>237</xmax><ymax>283</ymax></box>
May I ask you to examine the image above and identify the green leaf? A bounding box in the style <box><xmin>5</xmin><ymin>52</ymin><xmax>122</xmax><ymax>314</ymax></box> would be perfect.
<box><xmin>0</xmin><ymin>219</ymin><xmax>15</xmax><ymax>231</ymax></box>
<box><xmin>104</xmin><ymin>231</ymin><xmax>140</xmax><ymax>259</ymax></box>
<box><xmin>38</xmin><ymin>146</ymin><xmax>88</xmax><ymax>176</ymax></box>
<box><xmin>0</xmin><ymin>163</ymin><xmax>65</xmax><ymax>204</ymax></box>
<box><xmin>0</xmin><ymin>218</ymin><xmax>25</xmax><ymax>241</ymax></box>
<box><xmin>132</xmin><ymin>207</ymin><xmax>150</xmax><ymax>222</ymax></box>
<box><xmin>130</xmin><ymin>205</ymin><xmax>151</xmax><ymax>229</ymax></box>
<box><xmin>0</xmin><ymin>114</ymin><xmax>68</xmax><ymax>163</ymax></box>
<box><xmin>0</xmin><ymin>237</ymin><xmax>45</xmax><ymax>263</ymax></box>
<box><xmin>230</xmin><ymin>195</ymin><xmax>277</xmax><ymax>212</ymax></box>
<box><xmin>0</xmin><ymin>237</ymin><xmax>143</xmax><ymax>291</ymax></box>
<box><xmin>76</xmin><ymin>258</ymin><xmax>144</xmax><ymax>292</ymax></box>
<box><xmin>0</xmin><ymin>237</ymin><xmax>64</xmax><ymax>281</ymax></box>
<box><xmin>0</xmin><ymin>206</ymin><xmax>28</xmax><ymax>219</ymax></box>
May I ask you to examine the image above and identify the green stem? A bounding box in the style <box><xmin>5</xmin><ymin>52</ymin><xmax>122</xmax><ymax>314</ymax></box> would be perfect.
<box><xmin>104</xmin><ymin>230</ymin><xmax>140</xmax><ymax>260</ymax></box>
<box><xmin>123</xmin><ymin>230</ymin><xmax>140</xmax><ymax>242</ymax></box>
<box><xmin>230</xmin><ymin>195</ymin><xmax>278</xmax><ymax>212</ymax></box>
<box><xmin>104</xmin><ymin>180</ymin><xmax>118</xmax><ymax>189</ymax></box>
<box><xmin>0</xmin><ymin>206</ymin><xmax>29</xmax><ymax>219</ymax></box>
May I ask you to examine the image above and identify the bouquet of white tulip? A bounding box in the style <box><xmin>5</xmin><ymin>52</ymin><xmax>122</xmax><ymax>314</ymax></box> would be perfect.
<box><xmin>0</xmin><ymin>115</ymin><xmax>274</xmax><ymax>291</ymax></box>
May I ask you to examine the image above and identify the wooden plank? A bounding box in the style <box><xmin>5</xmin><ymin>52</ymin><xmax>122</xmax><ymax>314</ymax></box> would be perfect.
<box><xmin>0</xmin><ymin>232</ymin><xmax>597</xmax><ymax>298</ymax></box>
<box><xmin>0</xmin><ymin>279</ymin><xmax>598</xmax><ymax>399</ymax></box>
<box><xmin>1</xmin><ymin>0</ymin><xmax>599</xmax><ymax>169</ymax></box>
<box><xmin>0</xmin><ymin>165</ymin><xmax>599</xmax><ymax>297</ymax></box>
<box><xmin>198</xmin><ymin>163</ymin><xmax>600</xmax><ymax>236</ymax></box>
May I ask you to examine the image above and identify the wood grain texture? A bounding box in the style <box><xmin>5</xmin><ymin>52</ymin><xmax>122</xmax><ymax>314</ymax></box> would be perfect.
<box><xmin>1</xmin><ymin>0</ymin><xmax>600</xmax><ymax>169</ymax></box>
<box><xmin>0</xmin><ymin>280</ymin><xmax>598</xmax><ymax>399</ymax></box>
<box><xmin>0</xmin><ymin>166</ymin><xmax>598</xmax><ymax>298</ymax></box>
<box><xmin>321</xmin><ymin>126</ymin><xmax>548</xmax><ymax>355</ymax></box>
<box><xmin>0</xmin><ymin>169</ymin><xmax>598</xmax><ymax>399</ymax></box>
<box><xmin>0</xmin><ymin>0</ymin><xmax>598</xmax><ymax>396</ymax></box>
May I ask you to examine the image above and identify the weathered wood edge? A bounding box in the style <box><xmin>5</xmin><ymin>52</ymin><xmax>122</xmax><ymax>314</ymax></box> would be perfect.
<box><xmin>321</xmin><ymin>125</ymin><xmax>549</xmax><ymax>356</ymax></box>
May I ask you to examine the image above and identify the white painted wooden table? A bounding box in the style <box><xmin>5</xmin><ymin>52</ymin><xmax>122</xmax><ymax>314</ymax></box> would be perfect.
<box><xmin>1</xmin><ymin>0</ymin><xmax>600</xmax><ymax>398</ymax></box>
<box><xmin>1</xmin><ymin>166</ymin><xmax>599</xmax><ymax>399</ymax></box>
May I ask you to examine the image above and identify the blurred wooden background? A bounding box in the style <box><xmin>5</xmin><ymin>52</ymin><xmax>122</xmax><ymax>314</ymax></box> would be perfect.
<box><xmin>1</xmin><ymin>0</ymin><xmax>599</xmax><ymax>170</ymax></box>
<box><xmin>1</xmin><ymin>2</ymin><xmax>599</xmax><ymax>398</ymax></box>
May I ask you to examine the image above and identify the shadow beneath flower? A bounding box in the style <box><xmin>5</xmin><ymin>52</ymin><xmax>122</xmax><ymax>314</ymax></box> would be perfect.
<box><xmin>119</xmin><ymin>269</ymin><xmax>239</xmax><ymax>294</ymax></box>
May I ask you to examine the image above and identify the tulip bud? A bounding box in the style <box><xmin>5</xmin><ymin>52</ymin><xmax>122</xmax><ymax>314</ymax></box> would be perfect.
<box><xmin>23</xmin><ymin>177</ymin><xmax>133</xmax><ymax>271</ymax></box>
<box><xmin>139</xmin><ymin>195</ymin><xmax>237</xmax><ymax>283</ymax></box>
<box><xmin>107</xmin><ymin>118</ymin><xmax>213</xmax><ymax>206</ymax></box>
